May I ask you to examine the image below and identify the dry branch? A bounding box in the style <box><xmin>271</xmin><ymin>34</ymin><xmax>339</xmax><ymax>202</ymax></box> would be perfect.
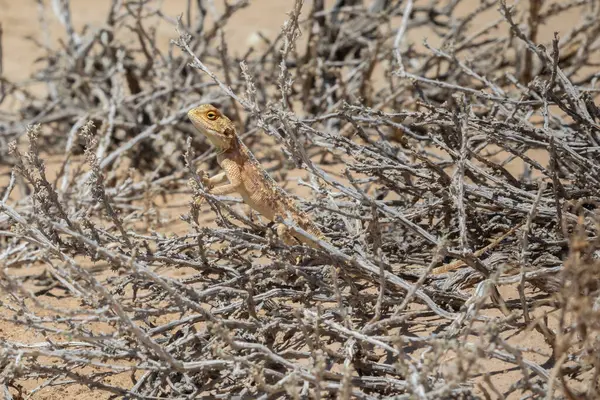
<box><xmin>1</xmin><ymin>0</ymin><xmax>599</xmax><ymax>398</ymax></box>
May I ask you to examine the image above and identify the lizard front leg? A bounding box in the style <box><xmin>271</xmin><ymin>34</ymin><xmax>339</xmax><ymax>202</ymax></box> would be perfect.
<box><xmin>210</xmin><ymin>159</ymin><xmax>242</xmax><ymax>195</ymax></box>
<box><xmin>200</xmin><ymin>171</ymin><xmax>228</xmax><ymax>188</ymax></box>
<box><xmin>195</xmin><ymin>161</ymin><xmax>242</xmax><ymax>207</ymax></box>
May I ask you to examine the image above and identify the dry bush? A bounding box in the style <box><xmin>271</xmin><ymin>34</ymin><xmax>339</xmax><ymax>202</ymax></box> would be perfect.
<box><xmin>1</xmin><ymin>0</ymin><xmax>600</xmax><ymax>398</ymax></box>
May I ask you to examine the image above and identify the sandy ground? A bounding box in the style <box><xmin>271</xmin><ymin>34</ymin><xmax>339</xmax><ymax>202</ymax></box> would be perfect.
<box><xmin>0</xmin><ymin>1</ymin><xmax>583</xmax><ymax>399</ymax></box>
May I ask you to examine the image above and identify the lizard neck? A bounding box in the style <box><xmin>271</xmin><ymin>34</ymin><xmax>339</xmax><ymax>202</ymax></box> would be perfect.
<box><xmin>216</xmin><ymin>135</ymin><xmax>245</xmax><ymax>165</ymax></box>
<box><xmin>215</xmin><ymin>135</ymin><xmax>239</xmax><ymax>156</ymax></box>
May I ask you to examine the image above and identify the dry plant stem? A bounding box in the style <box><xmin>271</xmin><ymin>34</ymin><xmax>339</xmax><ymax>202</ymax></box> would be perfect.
<box><xmin>393</xmin><ymin>0</ymin><xmax>413</xmax><ymax>73</ymax></box>
<box><xmin>519</xmin><ymin>182</ymin><xmax>546</xmax><ymax>324</ymax></box>
<box><xmin>430</xmin><ymin>221</ymin><xmax>525</xmax><ymax>275</ymax></box>
<box><xmin>0</xmin><ymin>0</ymin><xmax>599</xmax><ymax>398</ymax></box>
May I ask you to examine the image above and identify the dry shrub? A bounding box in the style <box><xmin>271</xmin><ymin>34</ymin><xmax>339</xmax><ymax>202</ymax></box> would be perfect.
<box><xmin>1</xmin><ymin>0</ymin><xmax>600</xmax><ymax>398</ymax></box>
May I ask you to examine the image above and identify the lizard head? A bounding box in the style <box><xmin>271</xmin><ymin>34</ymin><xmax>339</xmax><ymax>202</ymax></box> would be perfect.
<box><xmin>188</xmin><ymin>104</ymin><xmax>236</xmax><ymax>152</ymax></box>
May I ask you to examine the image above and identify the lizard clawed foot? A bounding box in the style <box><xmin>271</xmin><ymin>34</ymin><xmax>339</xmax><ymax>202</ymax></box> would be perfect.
<box><xmin>275</xmin><ymin>223</ymin><xmax>305</xmax><ymax>265</ymax></box>
<box><xmin>276</xmin><ymin>223</ymin><xmax>299</xmax><ymax>246</ymax></box>
<box><xmin>192</xmin><ymin>169</ymin><xmax>219</xmax><ymax>209</ymax></box>
<box><xmin>196</xmin><ymin>169</ymin><xmax>214</xmax><ymax>190</ymax></box>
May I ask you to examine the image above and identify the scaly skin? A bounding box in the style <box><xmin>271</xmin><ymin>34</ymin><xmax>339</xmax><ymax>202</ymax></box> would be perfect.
<box><xmin>187</xmin><ymin>104</ymin><xmax>325</xmax><ymax>247</ymax></box>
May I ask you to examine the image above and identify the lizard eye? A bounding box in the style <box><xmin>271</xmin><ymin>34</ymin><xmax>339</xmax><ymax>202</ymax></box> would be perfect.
<box><xmin>206</xmin><ymin>111</ymin><xmax>217</xmax><ymax>120</ymax></box>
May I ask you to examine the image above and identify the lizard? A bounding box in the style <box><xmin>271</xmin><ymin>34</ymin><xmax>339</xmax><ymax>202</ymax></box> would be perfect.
<box><xmin>187</xmin><ymin>104</ymin><xmax>325</xmax><ymax>248</ymax></box>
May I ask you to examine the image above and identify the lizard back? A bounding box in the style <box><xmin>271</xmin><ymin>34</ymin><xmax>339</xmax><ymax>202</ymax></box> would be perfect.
<box><xmin>225</xmin><ymin>137</ymin><xmax>324</xmax><ymax>240</ymax></box>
